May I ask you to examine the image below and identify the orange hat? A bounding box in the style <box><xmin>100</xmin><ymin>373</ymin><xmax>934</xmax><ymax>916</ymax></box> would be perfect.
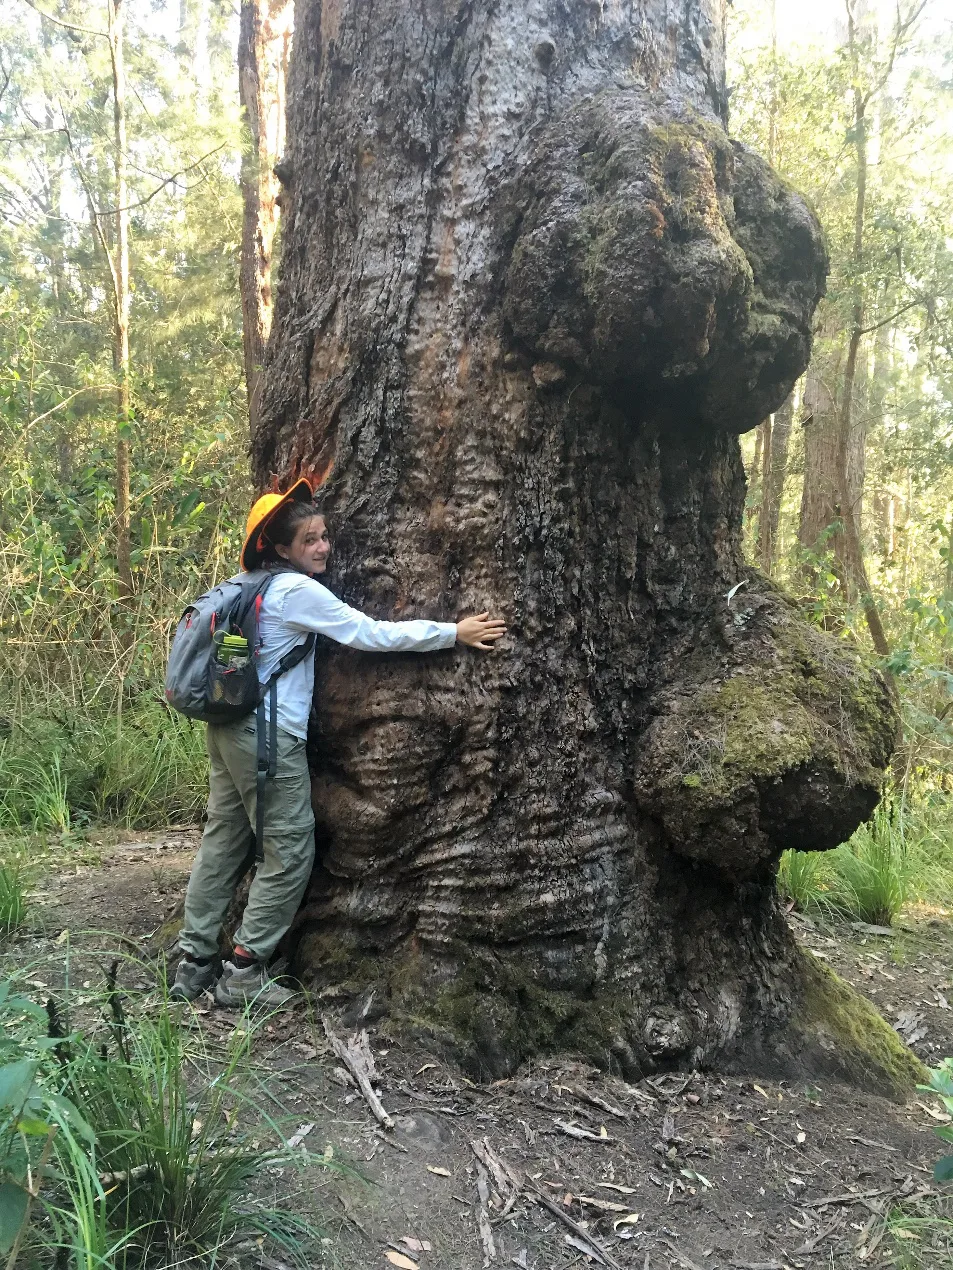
<box><xmin>240</xmin><ymin>478</ymin><xmax>314</xmax><ymax>571</ymax></box>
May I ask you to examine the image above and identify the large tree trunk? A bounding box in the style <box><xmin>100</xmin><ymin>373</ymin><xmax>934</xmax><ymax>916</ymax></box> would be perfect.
<box><xmin>253</xmin><ymin>0</ymin><xmax>909</xmax><ymax>1089</ymax></box>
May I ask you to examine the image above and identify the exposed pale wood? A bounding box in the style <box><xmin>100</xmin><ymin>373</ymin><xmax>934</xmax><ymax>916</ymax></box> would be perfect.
<box><xmin>321</xmin><ymin>1017</ymin><xmax>394</xmax><ymax>1131</ymax></box>
<box><xmin>474</xmin><ymin>1161</ymin><xmax>497</xmax><ymax>1266</ymax></box>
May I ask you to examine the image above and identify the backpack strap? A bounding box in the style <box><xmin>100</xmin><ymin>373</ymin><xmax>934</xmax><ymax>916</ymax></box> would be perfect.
<box><xmin>252</xmin><ymin>632</ymin><xmax>317</xmax><ymax>864</ymax></box>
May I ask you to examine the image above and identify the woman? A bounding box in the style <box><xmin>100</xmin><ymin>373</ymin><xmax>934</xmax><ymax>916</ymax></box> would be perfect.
<box><xmin>171</xmin><ymin>480</ymin><xmax>505</xmax><ymax>1007</ymax></box>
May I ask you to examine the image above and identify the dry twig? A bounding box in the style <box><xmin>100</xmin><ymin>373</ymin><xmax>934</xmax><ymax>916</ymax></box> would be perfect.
<box><xmin>554</xmin><ymin>1118</ymin><xmax>615</xmax><ymax>1143</ymax></box>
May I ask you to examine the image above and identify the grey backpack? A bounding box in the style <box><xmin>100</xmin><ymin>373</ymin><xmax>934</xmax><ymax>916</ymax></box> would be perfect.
<box><xmin>164</xmin><ymin>569</ymin><xmax>315</xmax><ymax>860</ymax></box>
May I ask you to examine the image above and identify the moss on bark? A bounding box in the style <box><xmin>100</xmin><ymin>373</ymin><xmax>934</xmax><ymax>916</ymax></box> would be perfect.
<box><xmin>635</xmin><ymin>580</ymin><xmax>897</xmax><ymax>876</ymax></box>
<box><xmin>783</xmin><ymin>954</ymin><xmax>925</xmax><ymax>1101</ymax></box>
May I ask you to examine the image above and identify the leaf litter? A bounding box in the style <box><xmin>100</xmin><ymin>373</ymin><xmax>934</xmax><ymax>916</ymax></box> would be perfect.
<box><xmin>9</xmin><ymin>834</ymin><xmax>953</xmax><ymax>1269</ymax></box>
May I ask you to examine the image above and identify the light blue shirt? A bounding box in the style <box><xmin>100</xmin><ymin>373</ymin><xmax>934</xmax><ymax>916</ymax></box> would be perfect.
<box><xmin>256</xmin><ymin>572</ymin><xmax>457</xmax><ymax>740</ymax></box>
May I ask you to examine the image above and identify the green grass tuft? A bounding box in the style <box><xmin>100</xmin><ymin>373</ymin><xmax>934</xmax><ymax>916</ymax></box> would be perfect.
<box><xmin>0</xmin><ymin>699</ymin><xmax>207</xmax><ymax>834</ymax></box>
<box><xmin>0</xmin><ymin>862</ymin><xmax>27</xmax><ymax>935</ymax></box>
<box><xmin>778</xmin><ymin>797</ymin><xmax>953</xmax><ymax>925</ymax></box>
<box><xmin>0</xmin><ymin>958</ymin><xmax>336</xmax><ymax>1268</ymax></box>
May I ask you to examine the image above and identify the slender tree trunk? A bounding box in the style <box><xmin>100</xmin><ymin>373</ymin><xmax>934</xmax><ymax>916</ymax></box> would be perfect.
<box><xmin>759</xmin><ymin>390</ymin><xmax>793</xmax><ymax>573</ymax></box>
<box><xmin>747</xmin><ymin>422</ymin><xmax>764</xmax><ymax>535</ymax></box>
<box><xmin>799</xmin><ymin>353</ymin><xmax>842</xmax><ymax>565</ymax></box>
<box><xmin>238</xmin><ymin>0</ymin><xmax>292</xmax><ymax>438</ymax></box>
<box><xmin>41</xmin><ymin>42</ymin><xmax>74</xmax><ymax>486</ymax></box>
<box><xmin>253</xmin><ymin>0</ymin><xmax>904</xmax><ymax>1088</ymax></box>
<box><xmin>757</xmin><ymin>414</ymin><xmax>772</xmax><ymax>561</ymax></box>
<box><xmin>838</xmin><ymin>0</ymin><xmax>889</xmax><ymax>656</ymax></box>
<box><xmin>108</xmin><ymin>0</ymin><xmax>133</xmax><ymax>601</ymax></box>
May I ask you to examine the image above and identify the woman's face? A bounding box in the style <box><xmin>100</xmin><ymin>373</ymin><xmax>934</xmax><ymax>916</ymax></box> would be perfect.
<box><xmin>277</xmin><ymin>514</ymin><xmax>330</xmax><ymax>575</ymax></box>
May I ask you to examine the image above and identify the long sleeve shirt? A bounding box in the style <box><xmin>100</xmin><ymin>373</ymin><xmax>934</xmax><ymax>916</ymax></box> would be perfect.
<box><xmin>256</xmin><ymin>571</ymin><xmax>457</xmax><ymax>739</ymax></box>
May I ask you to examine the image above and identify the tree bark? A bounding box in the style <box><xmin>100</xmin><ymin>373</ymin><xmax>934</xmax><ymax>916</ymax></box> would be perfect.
<box><xmin>254</xmin><ymin>0</ymin><xmax>907</xmax><ymax>1089</ymax></box>
<box><xmin>238</xmin><ymin>0</ymin><xmax>293</xmax><ymax>437</ymax></box>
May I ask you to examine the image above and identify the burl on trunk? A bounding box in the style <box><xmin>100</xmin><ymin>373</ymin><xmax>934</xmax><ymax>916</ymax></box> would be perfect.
<box><xmin>253</xmin><ymin>0</ymin><xmax>915</xmax><ymax>1091</ymax></box>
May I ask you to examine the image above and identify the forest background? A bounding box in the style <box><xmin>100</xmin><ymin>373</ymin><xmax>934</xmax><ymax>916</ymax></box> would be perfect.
<box><xmin>0</xmin><ymin>0</ymin><xmax>951</xmax><ymax>920</ymax></box>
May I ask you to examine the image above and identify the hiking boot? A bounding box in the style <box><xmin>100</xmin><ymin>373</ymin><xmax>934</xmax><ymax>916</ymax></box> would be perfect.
<box><xmin>214</xmin><ymin>960</ymin><xmax>297</xmax><ymax>1009</ymax></box>
<box><xmin>169</xmin><ymin>956</ymin><xmax>218</xmax><ymax>1002</ymax></box>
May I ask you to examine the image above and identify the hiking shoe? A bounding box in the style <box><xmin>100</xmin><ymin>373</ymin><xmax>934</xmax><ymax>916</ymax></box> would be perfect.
<box><xmin>169</xmin><ymin>957</ymin><xmax>218</xmax><ymax>1002</ymax></box>
<box><xmin>214</xmin><ymin>960</ymin><xmax>296</xmax><ymax>1010</ymax></box>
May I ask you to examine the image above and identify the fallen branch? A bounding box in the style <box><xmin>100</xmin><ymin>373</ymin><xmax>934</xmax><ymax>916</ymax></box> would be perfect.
<box><xmin>530</xmin><ymin>1187</ymin><xmax>621</xmax><ymax>1270</ymax></box>
<box><xmin>321</xmin><ymin>1018</ymin><xmax>395</xmax><ymax>1131</ymax></box>
<box><xmin>802</xmin><ymin>1186</ymin><xmax>890</xmax><ymax>1209</ymax></box>
<box><xmin>475</xmin><ymin>1161</ymin><xmax>497</xmax><ymax>1266</ymax></box>
<box><xmin>573</xmin><ymin>1087</ymin><xmax>627</xmax><ymax>1120</ymax></box>
<box><xmin>554</xmin><ymin>1118</ymin><xmax>614</xmax><ymax>1143</ymax></box>
<box><xmin>374</xmin><ymin>1128</ymin><xmax>408</xmax><ymax>1153</ymax></box>
<box><xmin>469</xmin><ymin>1135</ymin><xmax>523</xmax><ymax>1216</ymax></box>
<box><xmin>657</xmin><ymin>1239</ymin><xmax>703</xmax><ymax>1270</ymax></box>
<box><xmin>791</xmin><ymin>1212</ymin><xmax>844</xmax><ymax>1255</ymax></box>
<box><xmin>844</xmin><ymin>1133</ymin><xmax>897</xmax><ymax>1151</ymax></box>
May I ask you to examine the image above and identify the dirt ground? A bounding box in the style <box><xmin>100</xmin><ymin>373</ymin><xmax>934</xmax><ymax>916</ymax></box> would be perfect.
<box><xmin>8</xmin><ymin>831</ymin><xmax>953</xmax><ymax>1270</ymax></box>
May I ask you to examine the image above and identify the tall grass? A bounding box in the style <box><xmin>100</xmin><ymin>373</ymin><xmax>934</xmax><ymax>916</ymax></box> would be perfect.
<box><xmin>0</xmin><ymin>700</ymin><xmax>207</xmax><ymax>833</ymax></box>
<box><xmin>0</xmin><ymin>863</ymin><xmax>27</xmax><ymax>935</ymax></box>
<box><xmin>0</xmin><ymin>438</ymin><xmax>247</xmax><ymax>838</ymax></box>
<box><xmin>1</xmin><ymin>962</ymin><xmax>333</xmax><ymax>1268</ymax></box>
<box><xmin>778</xmin><ymin>797</ymin><xmax>953</xmax><ymax>925</ymax></box>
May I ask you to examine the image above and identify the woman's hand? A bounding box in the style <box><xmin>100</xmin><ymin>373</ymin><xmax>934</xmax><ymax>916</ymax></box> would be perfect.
<box><xmin>456</xmin><ymin>612</ymin><xmax>507</xmax><ymax>650</ymax></box>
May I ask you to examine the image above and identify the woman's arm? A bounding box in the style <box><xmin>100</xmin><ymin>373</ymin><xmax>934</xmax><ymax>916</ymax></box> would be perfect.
<box><xmin>280</xmin><ymin>578</ymin><xmax>504</xmax><ymax>652</ymax></box>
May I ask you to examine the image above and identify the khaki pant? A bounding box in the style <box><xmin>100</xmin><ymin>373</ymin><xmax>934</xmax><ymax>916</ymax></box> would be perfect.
<box><xmin>179</xmin><ymin>717</ymin><xmax>315</xmax><ymax>962</ymax></box>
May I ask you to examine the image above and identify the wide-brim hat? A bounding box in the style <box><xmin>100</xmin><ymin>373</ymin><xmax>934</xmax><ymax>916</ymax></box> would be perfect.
<box><xmin>240</xmin><ymin>478</ymin><xmax>314</xmax><ymax>571</ymax></box>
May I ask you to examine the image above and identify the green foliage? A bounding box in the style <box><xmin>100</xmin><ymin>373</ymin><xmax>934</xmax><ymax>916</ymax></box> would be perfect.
<box><xmin>0</xmin><ymin>865</ymin><xmax>28</xmax><ymax>938</ymax></box>
<box><xmin>732</xmin><ymin>0</ymin><xmax>953</xmax><ymax>625</ymax></box>
<box><xmin>777</xmin><ymin>848</ymin><xmax>836</xmax><ymax>917</ymax></box>
<box><xmin>778</xmin><ymin>798</ymin><xmax>953</xmax><ymax>925</ymax></box>
<box><xmin>828</xmin><ymin>810</ymin><xmax>912</xmax><ymax>927</ymax></box>
<box><xmin>731</xmin><ymin>5</ymin><xmax>953</xmax><ymax>921</ymax></box>
<box><xmin>0</xmin><ymin>0</ymin><xmax>252</xmax><ymax>826</ymax></box>
<box><xmin>0</xmin><ymin>700</ymin><xmax>207</xmax><ymax>833</ymax></box>
<box><xmin>919</xmin><ymin>1058</ymin><xmax>953</xmax><ymax>1184</ymax></box>
<box><xmin>0</xmin><ymin>980</ymin><xmax>95</xmax><ymax>1263</ymax></box>
<box><xmin>0</xmin><ymin>961</ymin><xmax>333</xmax><ymax>1268</ymax></box>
